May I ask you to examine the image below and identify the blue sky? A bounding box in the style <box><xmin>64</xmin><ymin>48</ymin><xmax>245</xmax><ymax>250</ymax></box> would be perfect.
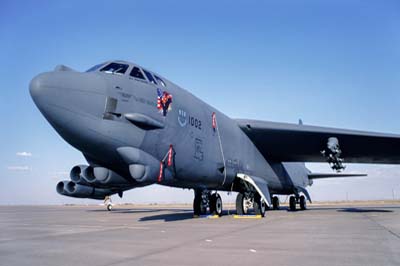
<box><xmin>1</xmin><ymin>0</ymin><xmax>400</xmax><ymax>204</ymax></box>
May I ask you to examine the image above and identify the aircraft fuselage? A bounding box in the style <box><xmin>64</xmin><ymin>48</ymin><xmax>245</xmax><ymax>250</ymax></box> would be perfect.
<box><xmin>30</xmin><ymin>61</ymin><xmax>314</xmax><ymax>214</ymax></box>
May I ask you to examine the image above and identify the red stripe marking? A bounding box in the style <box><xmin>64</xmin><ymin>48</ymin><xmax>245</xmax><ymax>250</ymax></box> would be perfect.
<box><xmin>158</xmin><ymin>162</ymin><xmax>163</xmax><ymax>182</ymax></box>
<box><xmin>167</xmin><ymin>145</ymin><xmax>173</xmax><ymax>167</ymax></box>
<box><xmin>212</xmin><ymin>112</ymin><xmax>216</xmax><ymax>129</ymax></box>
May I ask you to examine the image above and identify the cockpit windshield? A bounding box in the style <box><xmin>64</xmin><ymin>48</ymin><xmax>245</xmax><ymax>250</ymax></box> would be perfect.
<box><xmin>86</xmin><ymin>63</ymin><xmax>104</xmax><ymax>72</ymax></box>
<box><xmin>99</xmin><ymin>62</ymin><xmax>129</xmax><ymax>75</ymax></box>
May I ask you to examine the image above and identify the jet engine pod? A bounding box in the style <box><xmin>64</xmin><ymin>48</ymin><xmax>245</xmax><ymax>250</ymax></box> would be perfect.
<box><xmin>70</xmin><ymin>165</ymin><xmax>90</xmax><ymax>184</ymax></box>
<box><xmin>91</xmin><ymin>167</ymin><xmax>130</xmax><ymax>186</ymax></box>
<box><xmin>56</xmin><ymin>180</ymin><xmax>114</xmax><ymax>200</ymax></box>
<box><xmin>71</xmin><ymin>165</ymin><xmax>130</xmax><ymax>187</ymax></box>
<box><xmin>56</xmin><ymin>180</ymin><xmax>69</xmax><ymax>195</ymax></box>
<box><xmin>65</xmin><ymin>181</ymin><xmax>94</xmax><ymax>197</ymax></box>
<box><xmin>117</xmin><ymin>146</ymin><xmax>173</xmax><ymax>183</ymax></box>
<box><xmin>81</xmin><ymin>166</ymin><xmax>97</xmax><ymax>184</ymax></box>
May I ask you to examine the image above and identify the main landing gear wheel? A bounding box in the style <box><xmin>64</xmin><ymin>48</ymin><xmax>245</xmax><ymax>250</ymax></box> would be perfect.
<box><xmin>236</xmin><ymin>193</ymin><xmax>266</xmax><ymax>217</ymax></box>
<box><xmin>299</xmin><ymin>195</ymin><xmax>307</xmax><ymax>210</ymax></box>
<box><xmin>210</xmin><ymin>193</ymin><xmax>223</xmax><ymax>216</ymax></box>
<box><xmin>272</xmin><ymin>196</ymin><xmax>280</xmax><ymax>210</ymax></box>
<box><xmin>236</xmin><ymin>193</ymin><xmax>251</xmax><ymax>215</ymax></box>
<box><xmin>107</xmin><ymin>204</ymin><xmax>113</xmax><ymax>211</ymax></box>
<box><xmin>193</xmin><ymin>192</ymin><xmax>207</xmax><ymax>216</ymax></box>
<box><xmin>254</xmin><ymin>194</ymin><xmax>266</xmax><ymax>217</ymax></box>
<box><xmin>289</xmin><ymin>196</ymin><xmax>296</xmax><ymax>211</ymax></box>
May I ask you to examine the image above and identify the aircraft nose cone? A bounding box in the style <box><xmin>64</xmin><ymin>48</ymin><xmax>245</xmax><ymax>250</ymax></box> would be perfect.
<box><xmin>30</xmin><ymin>70</ymin><xmax>109</xmax><ymax>151</ymax></box>
<box><xmin>29</xmin><ymin>71</ymin><xmax>75</xmax><ymax>130</ymax></box>
<box><xmin>29</xmin><ymin>73</ymin><xmax>51</xmax><ymax>107</ymax></box>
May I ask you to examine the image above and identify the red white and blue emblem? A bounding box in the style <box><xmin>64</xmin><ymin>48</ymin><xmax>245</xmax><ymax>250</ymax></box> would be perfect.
<box><xmin>157</xmin><ymin>88</ymin><xmax>172</xmax><ymax>116</ymax></box>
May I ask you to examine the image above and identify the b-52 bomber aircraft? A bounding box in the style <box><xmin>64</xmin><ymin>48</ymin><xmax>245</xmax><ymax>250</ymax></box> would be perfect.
<box><xmin>30</xmin><ymin>60</ymin><xmax>400</xmax><ymax>216</ymax></box>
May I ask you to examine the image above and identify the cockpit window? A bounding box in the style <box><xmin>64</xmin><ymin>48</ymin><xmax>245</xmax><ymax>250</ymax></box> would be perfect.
<box><xmin>154</xmin><ymin>75</ymin><xmax>166</xmax><ymax>87</ymax></box>
<box><xmin>142</xmin><ymin>69</ymin><xmax>158</xmax><ymax>85</ymax></box>
<box><xmin>130</xmin><ymin>67</ymin><xmax>146</xmax><ymax>80</ymax></box>
<box><xmin>86</xmin><ymin>63</ymin><xmax>104</xmax><ymax>72</ymax></box>
<box><xmin>100</xmin><ymin>63</ymin><xmax>129</xmax><ymax>75</ymax></box>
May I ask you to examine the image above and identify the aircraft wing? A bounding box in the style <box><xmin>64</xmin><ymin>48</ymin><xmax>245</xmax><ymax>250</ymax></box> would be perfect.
<box><xmin>308</xmin><ymin>173</ymin><xmax>367</xmax><ymax>179</ymax></box>
<box><xmin>236</xmin><ymin>119</ymin><xmax>400</xmax><ymax>164</ymax></box>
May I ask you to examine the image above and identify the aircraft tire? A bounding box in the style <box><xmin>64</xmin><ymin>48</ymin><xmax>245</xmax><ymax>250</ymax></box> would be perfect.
<box><xmin>236</xmin><ymin>193</ymin><xmax>246</xmax><ymax>215</ymax></box>
<box><xmin>254</xmin><ymin>194</ymin><xmax>266</xmax><ymax>217</ymax></box>
<box><xmin>107</xmin><ymin>204</ymin><xmax>112</xmax><ymax>211</ymax></box>
<box><xmin>272</xmin><ymin>196</ymin><xmax>280</xmax><ymax>210</ymax></box>
<box><xmin>210</xmin><ymin>193</ymin><xmax>223</xmax><ymax>216</ymax></box>
<box><xmin>299</xmin><ymin>195</ymin><xmax>307</xmax><ymax>210</ymax></box>
<box><xmin>193</xmin><ymin>195</ymin><xmax>206</xmax><ymax>216</ymax></box>
<box><xmin>289</xmin><ymin>196</ymin><xmax>296</xmax><ymax>211</ymax></box>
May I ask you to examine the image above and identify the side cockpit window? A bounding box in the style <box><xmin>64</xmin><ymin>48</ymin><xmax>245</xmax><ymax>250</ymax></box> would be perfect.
<box><xmin>130</xmin><ymin>67</ymin><xmax>146</xmax><ymax>80</ymax></box>
<box><xmin>142</xmin><ymin>69</ymin><xmax>158</xmax><ymax>85</ymax></box>
<box><xmin>100</xmin><ymin>63</ymin><xmax>129</xmax><ymax>75</ymax></box>
<box><xmin>154</xmin><ymin>75</ymin><xmax>166</xmax><ymax>87</ymax></box>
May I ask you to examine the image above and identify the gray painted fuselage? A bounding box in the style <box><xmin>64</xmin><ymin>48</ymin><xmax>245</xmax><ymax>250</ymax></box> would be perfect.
<box><xmin>30</xmin><ymin>61</ymin><xmax>304</xmax><ymax>197</ymax></box>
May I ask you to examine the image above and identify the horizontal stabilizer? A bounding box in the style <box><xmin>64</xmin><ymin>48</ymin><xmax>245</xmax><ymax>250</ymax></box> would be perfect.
<box><xmin>308</xmin><ymin>173</ymin><xmax>367</xmax><ymax>179</ymax></box>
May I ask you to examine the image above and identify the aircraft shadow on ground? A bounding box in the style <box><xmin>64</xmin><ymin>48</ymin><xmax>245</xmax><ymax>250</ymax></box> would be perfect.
<box><xmin>139</xmin><ymin>210</ymin><xmax>195</xmax><ymax>222</ymax></box>
<box><xmin>87</xmin><ymin>208</ymin><xmax>163</xmax><ymax>214</ymax></box>
<box><xmin>337</xmin><ymin>208</ymin><xmax>393</xmax><ymax>213</ymax></box>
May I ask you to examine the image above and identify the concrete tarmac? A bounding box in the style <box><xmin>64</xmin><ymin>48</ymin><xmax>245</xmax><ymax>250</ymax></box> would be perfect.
<box><xmin>1</xmin><ymin>204</ymin><xmax>399</xmax><ymax>266</ymax></box>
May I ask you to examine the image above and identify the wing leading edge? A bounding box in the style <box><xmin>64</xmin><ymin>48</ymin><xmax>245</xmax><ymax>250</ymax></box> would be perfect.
<box><xmin>236</xmin><ymin>119</ymin><xmax>400</xmax><ymax>164</ymax></box>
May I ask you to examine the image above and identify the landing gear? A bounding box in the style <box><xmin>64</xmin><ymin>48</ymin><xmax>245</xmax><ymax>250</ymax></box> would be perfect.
<box><xmin>104</xmin><ymin>196</ymin><xmax>113</xmax><ymax>211</ymax></box>
<box><xmin>236</xmin><ymin>192</ymin><xmax>266</xmax><ymax>217</ymax></box>
<box><xmin>193</xmin><ymin>190</ymin><xmax>223</xmax><ymax>216</ymax></box>
<box><xmin>289</xmin><ymin>196</ymin><xmax>296</xmax><ymax>211</ymax></box>
<box><xmin>210</xmin><ymin>193</ymin><xmax>223</xmax><ymax>216</ymax></box>
<box><xmin>288</xmin><ymin>195</ymin><xmax>307</xmax><ymax>211</ymax></box>
<box><xmin>272</xmin><ymin>196</ymin><xmax>280</xmax><ymax>210</ymax></box>
<box><xmin>254</xmin><ymin>194</ymin><xmax>266</xmax><ymax>217</ymax></box>
<box><xmin>299</xmin><ymin>195</ymin><xmax>307</xmax><ymax>210</ymax></box>
<box><xmin>193</xmin><ymin>191</ymin><xmax>207</xmax><ymax>216</ymax></box>
<box><xmin>236</xmin><ymin>193</ymin><xmax>251</xmax><ymax>215</ymax></box>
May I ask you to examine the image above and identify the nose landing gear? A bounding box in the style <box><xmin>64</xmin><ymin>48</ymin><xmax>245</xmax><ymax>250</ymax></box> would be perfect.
<box><xmin>104</xmin><ymin>195</ymin><xmax>113</xmax><ymax>211</ymax></box>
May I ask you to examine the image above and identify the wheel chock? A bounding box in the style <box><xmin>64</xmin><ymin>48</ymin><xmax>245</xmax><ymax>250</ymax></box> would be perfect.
<box><xmin>233</xmin><ymin>214</ymin><xmax>263</xmax><ymax>219</ymax></box>
<box><xmin>193</xmin><ymin>214</ymin><xmax>220</xmax><ymax>219</ymax></box>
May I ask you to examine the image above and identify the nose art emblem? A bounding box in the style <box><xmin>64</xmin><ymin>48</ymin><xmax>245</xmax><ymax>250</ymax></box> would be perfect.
<box><xmin>178</xmin><ymin>109</ymin><xmax>187</xmax><ymax>127</ymax></box>
<box><xmin>156</xmin><ymin>88</ymin><xmax>173</xmax><ymax>117</ymax></box>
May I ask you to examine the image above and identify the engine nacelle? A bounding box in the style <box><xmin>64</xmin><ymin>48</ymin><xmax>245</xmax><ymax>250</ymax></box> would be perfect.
<box><xmin>83</xmin><ymin>166</ymin><xmax>129</xmax><ymax>186</ymax></box>
<box><xmin>69</xmin><ymin>165</ymin><xmax>130</xmax><ymax>187</ymax></box>
<box><xmin>56</xmin><ymin>180</ymin><xmax>114</xmax><ymax>200</ymax></box>
<box><xmin>117</xmin><ymin>146</ymin><xmax>173</xmax><ymax>183</ymax></box>
<box><xmin>70</xmin><ymin>165</ymin><xmax>90</xmax><ymax>184</ymax></box>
